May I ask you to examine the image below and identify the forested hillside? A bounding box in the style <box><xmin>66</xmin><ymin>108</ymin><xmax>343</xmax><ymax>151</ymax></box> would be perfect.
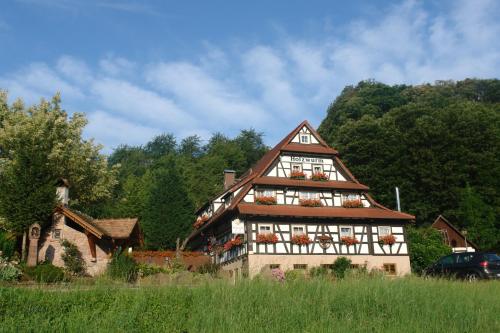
<box><xmin>318</xmin><ymin>79</ymin><xmax>500</xmax><ymax>250</ymax></box>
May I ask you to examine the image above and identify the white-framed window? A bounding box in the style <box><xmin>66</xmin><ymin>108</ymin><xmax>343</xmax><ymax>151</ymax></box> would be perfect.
<box><xmin>340</xmin><ymin>226</ymin><xmax>353</xmax><ymax>237</ymax></box>
<box><xmin>258</xmin><ymin>224</ymin><xmax>273</xmax><ymax>234</ymax></box>
<box><xmin>291</xmin><ymin>163</ymin><xmax>302</xmax><ymax>173</ymax></box>
<box><xmin>378</xmin><ymin>226</ymin><xmax>391</xmax><ymax>236</ymax></box>
<box><xmin>342</xmin><ymin>193</ymin><xmax>360</xmax><ymax>201</ymax></box>
<box><xmin>300</xmin><ymin>134</ymin><xmax>310</xmax><ymax>144</ymax></box>
<box><xmin>299</xmin><ymin>191</ymin><xmax>319</xmax><ymax>200</ymax></box>
<box><xmin>255</xmin><ymin>189</ymin><xmax>275</xmax><ymax>198</ymax></box>
<box><xmin>312</xmin><ymin>165</ymin><xmax>323</xmax><ymax>173</ymax></box>
<box><xmin>291</xmin><ymin>225</ymin><xmax>306</xmax><ymax>236</ymax></box>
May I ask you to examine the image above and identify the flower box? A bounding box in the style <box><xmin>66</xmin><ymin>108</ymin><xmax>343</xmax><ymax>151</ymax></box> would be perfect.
<box><xmin>310</xmin><ymin>172</ymin><xmax>329</xmax><ymax>181</ymax></box>
<box><xmin>342</xmin><ymin>199</ymin><xmax>364</xmax><ymax>208</ymax></box>
<box><xmin>299</xmin><ymin>199</ymin><xmax>323</xmax><ymax>207</ymax></box>
<box><xmin>256</xmin><ymin>233</ymin><xmax>279</xmax><ymax>244</ymax></box>
<box><xmin>291</xmin><ymin>234</ymin><xmax>312</xmax><ymax>245</ymax></box>
<box><xmin>255</xmin><ymin>196</ymin><xmax>277</xmax><ymax>205</ymax></box>
<box><xmin>341</xmin><ymin>236</ymin><xmax>360</xmax><ymax>246</ymax></box>
<box><xmin>378</xmin><ymin>234</ymin><xmax>396</xmax><ymax>246</ymax></box>
<box><xmin>290</xmin><ymin>171</ymin><xmax>306</xmax><ymax>180</ymax></box>
<box><xmin>193</xmin><ymin>215</ymin><xmax>209</xmax><ymax>229</ymax></box>
<box><xmin>224</xmin><ymin>235</ymin><xmax>244</xmax><ymax>251</ymax></box>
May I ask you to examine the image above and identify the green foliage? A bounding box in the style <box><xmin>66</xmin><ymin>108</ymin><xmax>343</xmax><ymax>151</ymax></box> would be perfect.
<box><xmin>318</xmin><ymin>79</ymin><xmax>500</xmax><ymax>246</ymax></box>
<box><xmin>0</xmin><ymin>256</ymin><xmax>21</xmax><ymax>281</ymax></box>
<box><xmin>23</xmin><ymin>262</ymin><xmax>66</xmax><ymax>283</ymax></box>
<box><xmin>0</xmin><ymin>230</ymin><xmax>16</xmax><ymax>259</ymax></box>
<box><xmin>0</xmin><ymin>92</ymin><xmax>117</xmax><ymax>233</ymax></box>
<box><xmin>284</xmin><ymin>269</ymin><xmax>307</xmax><ymax>281</ymax></box>
<box><xmin>141</xmin><ymin>156</ymin><xmax>194</xmax><ymax>249</ymax></box>
<box><xmin>1</xmin><ymin>278</ymin><xmax>499</xmax><ymax>332</ymax></box>
<box><xmin>407</xmin><ymin>226</ymin><xmax>452</xmax><ymax>274</ymax></box>
<box><xmin>61</xmin><ymin>240</ymin><xmax>86</xmax><ymax>276</ymax></box>
<box><xmin>309</xmin><ymin>266</ymin><xmax>330</xmax><ymax>278</ymax></box>
<box><xmin>137</xmin><ymin>264</ymin><xmax>167</xmax><ymax>277</ymax></box>
<box><xmin>107</xmin><ymin>252</ymin><xmax>138</xmax><ymax>283</ymax></box>
<box><xmin>331</xmin><ymin>257</ymin><xmax>352</xmax><ymax>279</ymax></box>
<box><xmin>196</xmin><ymin>262</ymin><xmax>220</xmax><ymax>276</ymax></box>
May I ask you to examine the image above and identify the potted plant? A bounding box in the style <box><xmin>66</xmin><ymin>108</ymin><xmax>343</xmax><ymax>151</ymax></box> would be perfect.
<box><xmin>256</xmin><ymin>233</ymin><xmax>279</xmax><ymax>244</ymax></box>
<box><xmin>299</xmin><ymin>198</ymin><xmax>323</xmax><ymax>207</ymax></box>
<box><xmin>378</xmin><ymin>234</ymin><xmax>396</xmax><ymax>246</ymax></box>
<box><xmin>223</xmin><ymin>235</ymin><xmax>244</xmax><ymax>251</ymax></box>
<box><xmin>342</xmin><ymin>199</ymin><xmax>364</xmax><ymax>208</ymax></box>
<box><xmin>310</xmin><ymin>172</ymin><xmax>329</xmax><ymax>181</ymax></box>
<box><xmin>255</xmin><ymin>196</ymin><xmax>277</xmax><ymax>205</ymax></box>
<box><xmin>290</xmin><ymin>170</ymin><xmax>306</xmax><ymax>180</ymax></box>
<box><xmin>340</xmin><ymin>236</ymin><xmax>359</xmax><ymax>246</ymax></box>
<box><xmin>193</xmin><ymin>214</ymin><xmax>209</xmax><ymax>229</ymax></box>
<box><xmin>291</xmin><ymin>234</ymin><xmax>312</xmax><ymax>245</ymax></box>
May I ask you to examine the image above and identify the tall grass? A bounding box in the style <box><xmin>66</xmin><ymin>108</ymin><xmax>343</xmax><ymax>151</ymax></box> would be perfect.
<box><xmin>1</xmin><ymin>277</ymin><xmax>499</xmax><ymax>332</ymax></box>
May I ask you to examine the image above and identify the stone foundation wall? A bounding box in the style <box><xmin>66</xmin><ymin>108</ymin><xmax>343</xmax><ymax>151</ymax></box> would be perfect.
<box><xmin>247</xmin><ymin>254</ymin><xmax>411</xmax><ymax>278</ymax></box>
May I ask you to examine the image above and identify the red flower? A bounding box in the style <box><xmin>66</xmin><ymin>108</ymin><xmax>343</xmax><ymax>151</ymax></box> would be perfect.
<box><xmin>291</xmin><ymin>234</ymin><xmax>312</xmax><ymax>245</ymax></box>
<box><xmin>255</xmin><ymin>196</ymin><xmax>277</xmax><ymax>205</ymax></box>
<box><xmin>224</xmin><ymin>236</ymin><xmax>244</xmax><ymax>251</ymax></box>
<box><xmin>290</xmin><ymin>171</ymin><xmax>306</xmax><ymax>180</ymax></box>
<box><xmin>299</xmin><ymin>199</ymin><xmax>323</xmax><ymax>207</ymax></box>
<box><xmin>342</xmin><ymin>199</ymin><xmax>363</xmax><ymax>208</ymax></box>
<box><xmin>310</xmin><ymin>172</ymin><xmax>329</xmax><ymax>181</ymax></box>
<box><xmin>341</xmin><ymin>236</ymin><xmax>360</xmax><ymax>246</ymax></box>
<box><xmin>256</xmin><ymin>233</ymin><xmax>279</xmax><ymax>244</ymax></box>
<box><xmin>379</xmin><ymin>234</ymin><xmax>396</xmax><ymax>246</ymax></box>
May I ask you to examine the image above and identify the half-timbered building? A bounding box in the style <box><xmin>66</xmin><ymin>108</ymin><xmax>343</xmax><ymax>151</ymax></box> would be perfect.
<box><xmin>185</xmin><ymin>121</ymin><xmax>415</xmax><ymax>277</ymax></box>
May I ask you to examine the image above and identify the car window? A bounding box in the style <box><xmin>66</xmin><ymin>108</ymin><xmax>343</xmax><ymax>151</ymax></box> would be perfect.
<box><xmin>484</xmin><ymin>254</ymin><xmax>500</xmax><ymax>261</ymax></box>
<box><xmin>438</xmin><ymin>255</ymin><xmax>454</xmax><ymax>265</ymax></box>
<box><xmin>457</xmin><ymin>253</ymin><xmax>476</xmax><ymax>264</ymax></box>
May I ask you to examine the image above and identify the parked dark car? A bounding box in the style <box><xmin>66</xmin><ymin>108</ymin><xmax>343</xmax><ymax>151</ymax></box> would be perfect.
<box><xmin>424</xmin><ymin>252</ymin><xmax>500</xmax><ymax>281</ymax></box>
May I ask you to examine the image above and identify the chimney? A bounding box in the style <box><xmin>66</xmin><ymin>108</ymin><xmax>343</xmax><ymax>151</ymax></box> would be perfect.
<box><xmin>223</xmin><ymin>170</ymin><xmax>236</xmax><ymax>190</ymax></box>
<box><xmin>56</xmin><ymin>178</ymin><xmax>70</xmax><ymax>206</ymax></box>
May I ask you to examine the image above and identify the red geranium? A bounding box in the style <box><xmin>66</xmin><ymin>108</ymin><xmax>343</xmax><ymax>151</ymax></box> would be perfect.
<box><xmin>310</xmin><ymin>172</ymin><xmax>329</xmax><ymax>181</ymax></box>
<box><xmin>342</xmin><ymin>199</ymin><xmax>363</xmax><ymax>208</ymax></box>
<box><xmin>290</xmin><ymin>170</ymin><xmax>306</xmax><ymax>180</ymax></box>
<box><xmin>224</xmin><ymin>235</ymin><xmax>244</xmax><ymax>251</ymax></box>
<box><xmin>379</xmin><ymin>234</ymin><xmax>396</xmax><ymax>246</ymax></box>
<box><xmin>255</xmin><ymin>196</ymin><xmax>277</xmax><ymax>205</ymax></box>
<box><xmin>341</xmin><ymin>236</ymin><xmax>360</xmax><ymax>246</ymax></box>
<box><xmin>299</xmin><ymin>199</ymin><xmax>323</xmax><ymax>207</ymax></box>
<box><xmin>256</xmin><ymin>233</ymin><xmax>279</xmax><ymax>244</ymax></box>
<box><xmin>291</xmin><ymin>234</ymin><xmax>312</xmax><ymax>245</ymax></box>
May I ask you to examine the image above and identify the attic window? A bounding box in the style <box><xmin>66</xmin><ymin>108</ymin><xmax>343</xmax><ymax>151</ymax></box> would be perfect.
<box><xmin>300</xmin><ymin>134</ymin><xmax>310</xmax><ymax>143</ymax></box>
<box><xmin>53</xmin><ymin>229</ymin><xmax>61</xmax><ymax>239</ymax></box>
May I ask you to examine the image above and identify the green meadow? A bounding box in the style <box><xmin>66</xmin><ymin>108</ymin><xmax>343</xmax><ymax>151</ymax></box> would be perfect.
<box><xmin>1</xmin><ymin>277</ymin><xmax>499</xmax><ymax>332</ymax></box>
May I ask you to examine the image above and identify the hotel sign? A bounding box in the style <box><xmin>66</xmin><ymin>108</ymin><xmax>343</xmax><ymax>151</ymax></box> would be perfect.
<box><xmin>232</xmin><ymin>219</ymin><xmax>245</xmax><ymax>234</ymax></box>
<box><xmin>290</xmin><ymin>156</ymin><xmax>324</xmax><ymax>163</ymax></box>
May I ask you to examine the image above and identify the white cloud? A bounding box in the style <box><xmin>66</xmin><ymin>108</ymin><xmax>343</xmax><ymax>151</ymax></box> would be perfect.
<box><xmin>99</xmin><ymin>55</ymin><xmax>136</xmax><ymax>76</ymax></box>
<box><xmin>57</xmin><ymin>55</ymin><xmax>93</xmax><ymax>84</ymax></box>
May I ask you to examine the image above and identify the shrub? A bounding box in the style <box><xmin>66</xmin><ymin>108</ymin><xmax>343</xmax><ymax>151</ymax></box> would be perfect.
<box><xmin>407</xmin><ymin>226</ymin><xmax>452</xmax><ymax>274</ymax></box>
<box><xmin>23</xmin><ymin>262</ymin><xmax>66</xmax><ymax>283</ymax></box>
<box><xmin>0</xmin><ymin>231</ymin><xmax>17</xmax><ymax>259</ymax></box>
<box><xmin>285</xmin><ymin>269</ymin><xmax>307</xmax><ymax>281</ymax></box>
<box><xmin>138</xmin><ymin>264</ymin><xmax>166</xmax><ymax>277</ymax></box>
<box><xmin>61</xmin><ymin>240</ymin><xmax>86</xmax><ymax>276</ymax></box>
<box><xmin>107</xmin><ymin>251</ymin><xmax>139</xmax><ymax>283</ymax></box>
<box><xmin>0</xmin><ymin>256</ymin><xmax>22</xmax><ymax>282</ymax></box>
<box><xmin>309</xmin><ymin>266</ymin><xmax>330</xmax><ymax>278</ymax></box>
<box><xmin>331</xmin><ymin>257</ymin><xmax>352</xmax><ymax>279</ymax></box>
<box><xmin>271</xmin><ymin>268</ymin><xmax>285</xmax><ymax>282</ymax></box>
<box><xmin>196</xmin><ymin>262</ymin><xmax>220</xmax><ymax>276</ymax></box>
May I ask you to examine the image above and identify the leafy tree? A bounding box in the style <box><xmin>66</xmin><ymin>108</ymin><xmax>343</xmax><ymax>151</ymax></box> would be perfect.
<box><xmin>407</xmin><ymin>226</ymin><xmax>452</xmax><ymax>274</ymax></box>
<box><xmin>141</xmin><ymin>156</ymin><xmax>194</xmax><ymax>249</ymax></box>
<box><xmin>0</xmin><ymin>92</ymin><xmax>117</xmax><ymax>234</ymax></box>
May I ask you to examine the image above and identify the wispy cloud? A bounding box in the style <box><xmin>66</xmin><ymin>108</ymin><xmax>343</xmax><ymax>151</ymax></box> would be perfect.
<box><xmin>2</xmin><ymin>0</ymin><xmax>500</xmax><ymax>153</ymax></box>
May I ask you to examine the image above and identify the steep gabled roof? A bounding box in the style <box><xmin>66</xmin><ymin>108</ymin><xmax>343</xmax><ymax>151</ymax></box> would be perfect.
<box><xmin>431</xmin><ymin>215</ymin><xmax>479</xmax><ymax>250</ymax></box>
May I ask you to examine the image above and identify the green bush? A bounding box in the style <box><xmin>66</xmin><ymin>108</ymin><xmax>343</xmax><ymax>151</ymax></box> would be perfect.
<box><xmin>196</xmin><ymin>262</ymin><xmax>220</xmax><ymax>276</ymax></box>
<box><xmin>407</xmin><ymin>226</ymin><xmax>452</xmax><ymax>274</ymax></box>
<box><xmin>309</xmin><ymin>266</ymin><xmax>330</xmax><ymax>278</ymax></box>
<box><xmin>61</xmin><ymin>240</ymin><xmax>86</xmax><ymax>276</ymax></box>
<box><xmin>107</xmin><ymin>252</ymin><xmax>138</xmax><ymax>283</ymax></box>
<box><xmin>23</xmin><ymin>262</ymin><xmax>66</xmax><ymax>283</ymax></box>
<box><xmin>138</xmin><ymin>264</ymin><xmax>166</xmax><ymax>277</ymax></box>
<box><xmin>0</xmin><ymin>231</ymin><xmax>16</xmax><ymax>259</ymax></box>
<box><xmin>284</xmin><ymin>269</ymin><xmax>307</xmax><ymax>281</ymax></box>
<box><xmin>0</xmin><ymin>256</ymin><xmax>22</xmax><ymax>282</ymax></box>
<box><xmin>331</xmin><ymin>257</ymin><xmax>352</xmax><ymax>279</ymax></box>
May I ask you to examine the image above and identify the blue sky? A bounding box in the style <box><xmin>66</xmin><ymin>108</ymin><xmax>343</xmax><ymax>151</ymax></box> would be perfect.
<box><xmin>1</xmin><ymin>0</ymin><xmax>499</xmax><ymax>153</ymax></box>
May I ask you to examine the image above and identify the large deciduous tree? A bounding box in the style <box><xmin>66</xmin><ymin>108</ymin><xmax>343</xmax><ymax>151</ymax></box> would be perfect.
<box><xmin>0</xmin><ymin>92</ymin><xmax>117</xmax><ymax>234</ymax></box>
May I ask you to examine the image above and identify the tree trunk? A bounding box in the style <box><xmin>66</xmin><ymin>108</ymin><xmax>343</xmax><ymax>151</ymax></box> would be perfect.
<box><xmin>21</xmin><ymin>231</ymin><xmax>27</xmax><ymax>262</ymax></box>
<box><xmin>175</xmin><ymin>238</ymin><xmax>181</xmax><ymax>259</ymax></box>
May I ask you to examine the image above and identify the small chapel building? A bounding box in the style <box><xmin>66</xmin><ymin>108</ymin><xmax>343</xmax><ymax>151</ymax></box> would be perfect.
<box><xmin>185</xmin><ymin>121</ymin><xmax>415</xmax><ymax>277</ymax></box>
<box><xmin>35</xmin><ymin>180</ymin><xmax>142</xmax><ymax>276</ymax></box>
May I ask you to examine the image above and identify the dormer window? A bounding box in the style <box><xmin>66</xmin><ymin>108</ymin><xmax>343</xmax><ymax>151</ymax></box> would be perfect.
<box><xmin>300</xmin><ymin>134</ymin><xmax>310</xmax><ymax>144</ymax></box>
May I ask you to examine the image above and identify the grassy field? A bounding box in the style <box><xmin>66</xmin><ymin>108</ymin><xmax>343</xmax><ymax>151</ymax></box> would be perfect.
<box><xmin>1</xmin><ymin>276</ymin><xmax>499</xmax><ymax>332</ymax></box>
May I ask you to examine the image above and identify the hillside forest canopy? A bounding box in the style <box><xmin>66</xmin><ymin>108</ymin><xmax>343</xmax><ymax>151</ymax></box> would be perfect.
<box><xmin>0</xmin><ymin>78</ymin><xmax>498</xmax><ymax>256</ymax></box>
